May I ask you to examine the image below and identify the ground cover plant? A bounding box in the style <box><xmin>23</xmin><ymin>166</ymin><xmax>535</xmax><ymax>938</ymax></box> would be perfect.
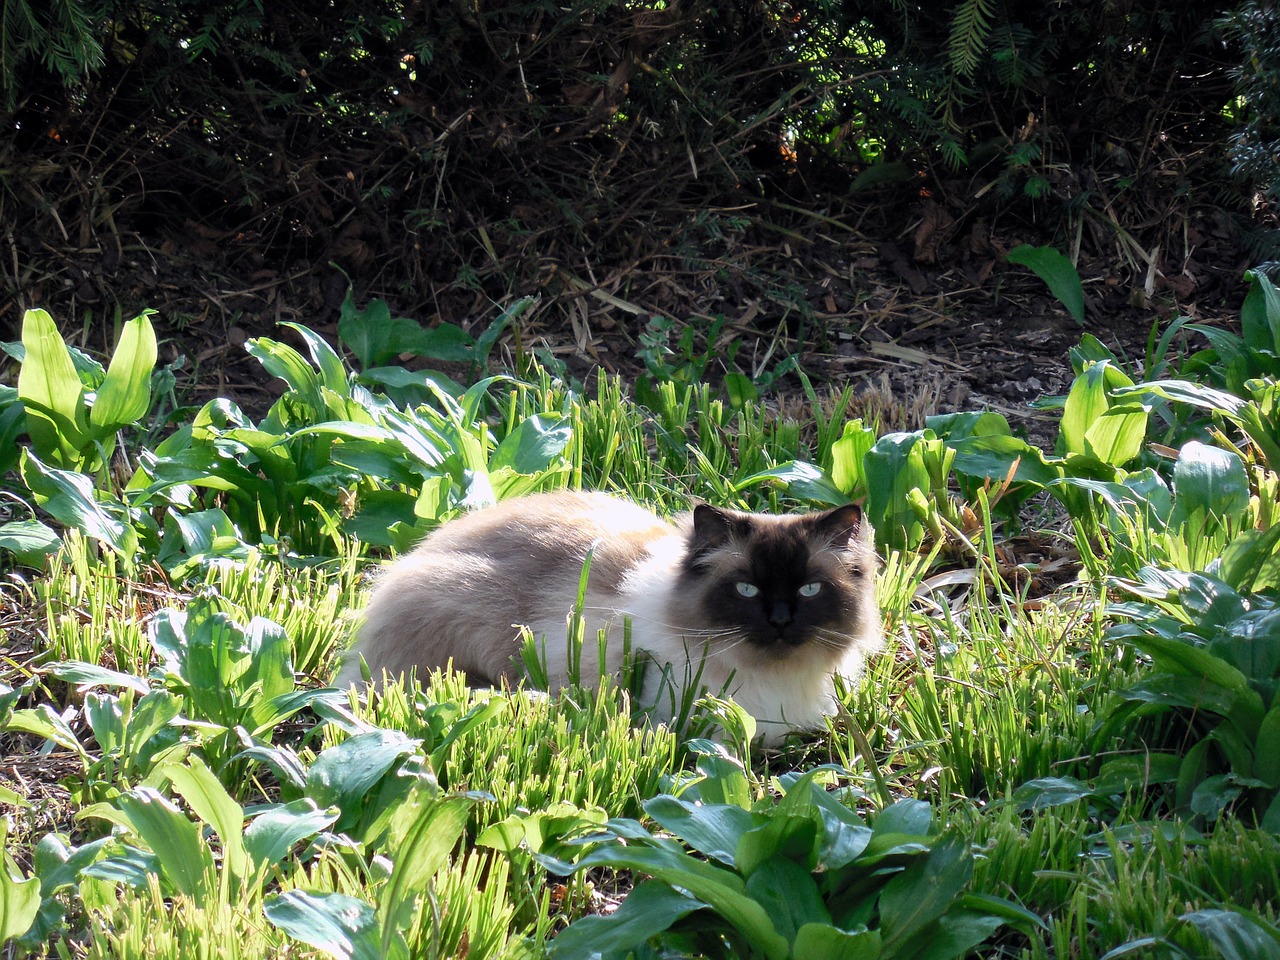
<box><xmin>2</xmin><ymin>276</ymin><xmax>1280</xmax><ymax>959</ymax></box>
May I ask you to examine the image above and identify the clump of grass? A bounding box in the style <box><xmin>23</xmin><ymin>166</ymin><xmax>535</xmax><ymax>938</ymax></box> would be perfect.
<box><xmin>345</xmin><ymin>672</ymin><xmax>677</xmax><ymax>826</ymax></box>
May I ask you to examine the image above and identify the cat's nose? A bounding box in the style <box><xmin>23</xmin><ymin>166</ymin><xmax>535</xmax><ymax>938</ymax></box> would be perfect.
<box><xmin>767</xmin><ymin>603</ymin><xmax>793</xmax><ymax>629</ymax></box>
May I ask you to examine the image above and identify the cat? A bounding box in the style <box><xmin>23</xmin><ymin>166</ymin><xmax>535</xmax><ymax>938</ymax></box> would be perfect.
<box><xmin>335</xmin><ymin>490</ymin><xmax>882</xmax><ymax>742</ymax></box>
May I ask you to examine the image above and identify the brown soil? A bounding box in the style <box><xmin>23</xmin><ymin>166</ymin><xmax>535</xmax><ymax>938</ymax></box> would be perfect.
<box><xmin>7</xmin><ymin>196</ymin><xmax>1252</xmax><ymax>453</ymax></box>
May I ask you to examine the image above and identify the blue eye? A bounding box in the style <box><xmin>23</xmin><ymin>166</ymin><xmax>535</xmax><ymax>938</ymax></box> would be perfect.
<box><xmin>736</xmin><ymin>582</ymin><xmax>760</xmax><ymax>598</ymax></box>
<box><xmin>798</xmin><ymin>582</ymin><xmax>822</xmax><ymax>597</ymax></box>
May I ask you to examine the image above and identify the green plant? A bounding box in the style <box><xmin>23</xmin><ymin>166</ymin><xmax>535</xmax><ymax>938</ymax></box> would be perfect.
<box><xmin>543</xmin><ymin>762</ymin><xmax>1041</xmax><ymax>959</ymax></box>
<box><xmin>1093</xmin><ymin>563</ymin><xmax>1280</xmax><ymax>829</ymax></box>
<box><xmin>8</xmin><ymin>307</ymin><xmax>157</xmax><ymax>481</ymax></box>
<box><xmin>1006</xmin><ymin>245</ymin><xmax>1086</xmax><ymax>324</ymax></box>
<box><xmin>148</xmin><ymin>599</ymin><xmax>331</xmax><ymax>777</ymax></box>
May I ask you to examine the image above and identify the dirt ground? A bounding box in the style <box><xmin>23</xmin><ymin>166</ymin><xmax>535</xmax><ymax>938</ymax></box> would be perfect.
<box><xmin>2</xmin><ymin>185</ymin><xmax>1258</xmax><ymax>456</ymax></box>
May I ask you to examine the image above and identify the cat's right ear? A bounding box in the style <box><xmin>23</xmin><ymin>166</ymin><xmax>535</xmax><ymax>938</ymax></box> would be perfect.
<box><xmin>691</xmin><ymin>503</ymin><xmax>741</xmax><ymax>551</ymax></box>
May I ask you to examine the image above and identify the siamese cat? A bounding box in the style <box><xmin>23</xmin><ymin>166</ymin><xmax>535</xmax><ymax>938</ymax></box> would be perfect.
<box><xmin>336</xmin><ymin>490</ymin><xmax>881</xmax><ymax>742</ymax></box>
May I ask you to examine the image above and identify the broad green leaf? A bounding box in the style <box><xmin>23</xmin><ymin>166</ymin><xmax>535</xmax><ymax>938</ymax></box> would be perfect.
<box><xmin>19</xmin><ymin>451</ymin><xmax>130</xmax><ymax>552</ymax></box>
<box><xmin>417</xmin><ymin>322</ymin><xmax>476</xmax><ymax>361</ymax></box>
<box><xmin>913</xmin><ymin>910</ymin><xmax>1005</xmax><ymax>960</ymax></box>
<box><xmin>6</xmin><ymin>704</ymin><xmax>86</xmax><ymax>757</ymax></box>
<box><xmin>573</xmin><ymin>842</ymin><xmax>788</xmax><ymax>960</ymax></box>
<box><xmin>489</xmin><ymin>414</ymin><xmax>572</xmax><ymax>477</ymax></box>
<box><xmin>1060</xmin><ymin>361</ymin><xmax>1134</xmax><ymax>457</ymax></box>
<box><xmin>244</xmin><ymin>799</ymin><xmax>340</xmax><ymax>870</ymax></box>
<box><xmin>1242</xmin><ymin>269</ymin><xmax>1280</xmax><ymax>355</ymax></box>
<box><xmin>1128</xmin><ymin>633</ymin><xmax>1256</xmax><ymax>700</ymax></box>
<box><xmin>643</xmin><ymin>796</ymin><xmax>755</xmax><ymax>867</ymax></box>
<box><xmin>17</xmin><ymin>308</ymin><xmax>89</xmax><ymax>464</ymax></box>
<box><xmin>735</xmin><ymin>815</ymin><xmax>818</xmax><ymax>878</ymax></box>
<box><xmin>743</xmin><ymin>857</ymin><xmax>831</xmax><ymax>943</ymax></box>
<box><xmin>1007</xmin><ymin>245</ymin><xmax>1084</xmax><ymax>323</ymax></box>
<box><xmin>46</xmin><ymin>661</ymin><xmax>151</xmax><ymax>696</ymax></box>
<box><xmin>1083</xmin><ymin>402</ymin><xmax>1148</xmax><ymax>466</ymax></box>
<box><xmin>246</xmin><ymin>337</ymin><xmax>323</xmax><ymax>413</ymax></box>
<box><xmin>948</xmin><ymin>434</ymin><xmax>1061</xmax><ymax>488</ymax></box>
<box><xmin>0</xmin><ymin>519</ymin><xmax>61</xmax><ymax>566</ymax></box>
<box><xmin>872</xmin><ymin>799</ymin><xmax>933</xmax><ymax>838</ymax></box>
<box><xmin>164</xmin><ymin>757</ymin><xmax>249</xmax><ymax>882</ymax></box>
<box><xmin>0</xmin><ymin>858</ymin><xmax>40</xmax><ymax>945</ymax></box>
<box><xmin>925</xmin><ymin>410</ymin><xmax>1012</xmax><ymax>440</ymax></box>
<box><xmin>549</xmin><ymin>881</ymin><xmax>706</xmax><ymax>960</ymax></box>
<box><xmin>829</xmin><ymin>419</ymin><xmax>875</xmax><ymax>496</ymax></box>
<box><xmin>90</xmin><ymin>312</ymin><xmax>156</xmax><ymax>432</ymax></box>
<box><xmin>864</xmin><ymin>432</ymin><xmax>932</xmax><ymax>550</ymax></box>
<box><xmin>792</xmin><ymin>922</ymin><xmax>882</xmax><ymax>959</ymax></box>
<box><xmin>306</xmin><ymin>730</ymin><xmax>421</xmax><ymax>831</ymax></box>
<box><xmin>1012</xmin><ymin>776</ymin><xmax>1094</xmax><ymax>811</ymax></box>
<box><xmin>1169</xmin><ymin>441</ymin><xmax>1250</xmax><ymax>528</ymax></box>
<box><xmin>1256</xmin><ymin>706</ymin><xmax>1280</xmax><ymax>788</ymax></box>
<box><xmin>1190</xmin><ymin>774</ymin><xmax>1244</xmax><ymax>819</ymax></box>
<box><xmin>378</xmin><ymin>794</ymin><xmax>477</xmax><ymax>953</ymax></box>
<box><xmin>1180</xmin><ymin>909</ymin><xmax>1280</xmax><ymax>960</ymax></box>
<box><xmin>724</xmin><ymin>372</ymin><xmax>758</xmax><ymax>410</ymax></box>
<box><xmin>736</xmin><ymin>460</ymin><xmax>849</xmax><ymax>507</ymax></box>
<box><xmin>283</xmin><ymin>322</ymin><xmax>350</xmax><ymax>399</ymax></box>
<box><xmin>264</xmin><ymin>890</ymin><xmax>392</xmax><ymax>960</ymax></box>
<box><xmin>116</xmin><ymin>787</ymin><xmax>214</xmax><ymax>900</ymax></box>
<box><xmin>878</xmin><ymin>833</ymin><xmax>972</xmax><ymax>952</ymax></box>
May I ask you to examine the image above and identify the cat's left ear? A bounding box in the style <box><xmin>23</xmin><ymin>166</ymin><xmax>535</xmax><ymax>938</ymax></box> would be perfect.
<box><xmin>812</xmin><ymin>503</ymin><xmax>863</xmax><ymax>548</ymax></box>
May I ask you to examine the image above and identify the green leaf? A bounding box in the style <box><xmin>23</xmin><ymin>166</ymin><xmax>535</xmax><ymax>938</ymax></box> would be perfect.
<box><xmin>864</xmin><ymin>432</ymin><xmax>932</xmax><ymax>550</ymax></box>
<box><xmin>378</xmin><ymin>794</ymin><xmax>478</xmax><ymax>954</ymax></box>
<box><xmin>948</xmin><ymin>434</ymin><xmax>1061</xmax><ymax>488</ymax></box>
<box><xmin>46</xmin><ymin>661</ymin><xmax>151</xmax><ymax>696</ymax></box>
<box><xmin>724</xmin><ymin>372</ymin><xmax>758</xmax><ymax>410</ymax></box>
<box><xmin>306</xmin><ymin>730</ymin><xmax>421</xmax><ymax>832</ymax></box>
<box><xmin>1007</xmin><ymin>245</ymin><xmax>1085</xmax><ymax>323</ymax></box>
<box><xmin>1083</xmin><ymin>402</ymin><xmax>1148</xmax><ymax>466</ymax></box>
<box><xmin>1012</xmin><ymin>776</ymin><xmax>1094</xmax><ymax>811</ymax></box>
<box><xmin>90</xmin><ymin>312</ymin><xmax>156</xmax><ymax>433</ymax></box>
<box><xmin>1180</xmin><ymin>909</ymin><xmax>1280</xmax><ymax>960</ymax></box>
<box><xmin>1256</xmin><ymin>706</ymin><xmax>1280</xmax><ymax>788</ymax></box>
<box><xmin>735</xmin><ymin>814</ymin><xmax>818</xmax><ymax>878</ymax></box>
<box><xmin>264</xmin><ymin>890</ymin><xmax>392</xmax><ymax>960</ymax></box>
<box><xmin>878</xmin><ymin>833</ymin><xmax>973</xmax><ymax>952</ymax></box>
<box><xmin>19</xmin><ymin>450</ymin><xmax>130</xmax><ymax>552</ymax></box>
<box><xmin>1169</xmin><ymin>441</ymin><xmax>1250</xmax><ymax>529</ymax></box>
<box><xmin>572</xmin><ymin>842</ymin><xmax>788</xmax><ymax>960</ymax></box>
<box><xmin>642</xmin><ymin>796</ymin><xmax>755</xmax><ymax>867</ymax></box>
<box><xmin>163</xmin><ymin>757</ymin><xmax>249</xmax><ymax>882</ymax></box>
<box><xmin>0</xmin><ymin>870</ymin><xmax>39</xmax><ymax>945</ymax></box>
<box><xmin>246</xmin><ymin>337</ymin><xmax>324</xmax><ymax>413</ymax></box>
<box><xmin>116</xmin><ymin>787</ymin><xmax>214</xmax><ymax>900</ymax></box>
<box><xmin>417</xmin><ymin>322</ymin><xmax>476</xmax><ymax>362</ymax></box>
<box><xmin>16</xmin><ymin>308</ymin><xmax>89</xmax><ymax>465</ymax></box>
<box><xmin>829</xmin><ymin>419</ymin><xmax>875</xmax><ymax>496</ymax></box>
<box><xmin>244</xmin><ymin>799</ymin><xmax>340</xmax><ymax>871</ymax></box>
<box><xmin>736</xmin><ymin>460</ymin><xmax>850</xmax><ymax>508</ymax></box>
<box><xmin>0</xmin><ymin>519</ymin><xmax>61</xmax><ymax>566</ymax></box>
<box><xmin>282</xmin><ymin>323</ymin><xmax>349</xmax><ymax>399</ymax></box>
<box><xmin>1060</xmin><ymin>361</ymin><xmax>1134</xmax><ymax>457</ymax></box>
<box><xmin>549</xmin><ymin>881</ymin><xmax>706</xmax><ymax>960</ymax></box>
<box><xmin>490</xmin><ymin>414</ymin><xmax>572</xmax><ymax>477</ymax></box>
<box><xmin>1241</xmin><ymin>269</ymin><xmax>1280</xmax><ymax>355</ymax></box>
<box><xmin>743</xmin><ymin>857</ymin><xmax>831</xmax><ymax>943</ymax></box>
<box><xmin>792</xmin><ymin>923</ymin><xmax>883</xmax><ymax>959</ymax></box>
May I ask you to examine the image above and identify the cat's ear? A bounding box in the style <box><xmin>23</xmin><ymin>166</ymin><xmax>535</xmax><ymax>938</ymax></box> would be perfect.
<box><xmin>812</xmin><ymin>503</ymin><xmax>863</xmax><ymax>549</ymax></box>
<box><xmin>690</xmin><ymin>504</ymin><xmax>746</xmax><ymax>551</ymax></box>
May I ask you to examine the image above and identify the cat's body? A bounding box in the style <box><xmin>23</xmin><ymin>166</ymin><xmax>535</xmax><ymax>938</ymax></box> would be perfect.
<box><xmin>336</xmin><ymin>490</ymin><xmax>881</xmax><ymax>741</ymax></box>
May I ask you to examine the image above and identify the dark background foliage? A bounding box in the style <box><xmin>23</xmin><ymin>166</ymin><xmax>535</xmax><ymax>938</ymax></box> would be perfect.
<box><xmin>0</xmin><ymin>0</ymin><xmax>1272</xmax><ymax>347</ymax></box>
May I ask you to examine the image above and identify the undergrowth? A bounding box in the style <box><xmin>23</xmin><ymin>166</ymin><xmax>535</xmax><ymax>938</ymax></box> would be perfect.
<box><xmin>2</xmin><ymin>286</ymin><xmax>1280</xmax><ymax>958</ymax></box>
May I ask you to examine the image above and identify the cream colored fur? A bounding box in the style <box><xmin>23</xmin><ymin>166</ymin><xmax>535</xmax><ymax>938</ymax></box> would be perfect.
<box><xmin>336</xmin><ymin>490</ymin><xmax>881</xmax><ymax>743</ymax></box>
